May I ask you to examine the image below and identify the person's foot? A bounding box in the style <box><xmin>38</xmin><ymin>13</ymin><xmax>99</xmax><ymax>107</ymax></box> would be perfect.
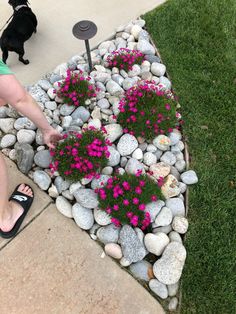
<box><xmin>0</xmin><ymin>184</ymin><xmax>33</xmax><ymax>232</ymax></box>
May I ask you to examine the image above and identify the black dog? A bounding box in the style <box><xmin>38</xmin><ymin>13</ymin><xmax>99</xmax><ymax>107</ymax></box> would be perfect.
<box><xmin>0</xmin><ymin>0</ymin><xmax>37</xmax><ymax>64</ymax></box>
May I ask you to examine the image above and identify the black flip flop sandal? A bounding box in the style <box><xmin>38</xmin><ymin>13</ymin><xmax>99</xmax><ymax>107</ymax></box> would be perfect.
<box><xmin>0</xmin><ymin>184</ymin><xmax>34</xmax><ymax>239</ymax></box>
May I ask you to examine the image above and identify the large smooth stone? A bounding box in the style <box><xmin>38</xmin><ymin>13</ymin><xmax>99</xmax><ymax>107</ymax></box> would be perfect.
<box><xmin>144</xmin><ymin>233</ymin><xmax>170</xmax><ymax>256</ymax></box>
<box><xmin>72</xmin><ymin>203</ymin><xmax>94</xmax><ymax>230</ymax></box>
<box><xmin>56</xmin><ymin>196</ymin><xmax>73</xmax><ymax>218</ymax></box>
<box><xmin>119</xmin><ymin>225</ymin><xmax>146</xmax><ymax>263</ymax></box>
<box><xmin>73</xmin><ymin>188</ymin><xmax>98</xmax><ymax>209</ymax></box>
<box><xmin>97</xmin><ymin>224</ymin><xmax>120</xmax><ymax>244</ymax></box>
<box><xmin>117</xmin><ymin>134</ymin><xmax>138</xmax><ymax>156</ymax></box>
<box><xmin>145</xmin><ymin>200</ymin><xmax>165</xmax><ymax>222</ymax></box>
<box><xmin>94</xmin><ymin>208</ymin><xmax>111</xmax><ymax>226</ymax></box>
<box><xmin>165</xmin><ymin>198</ymin><xmax>185</xmax><ymax>217</ymax></box>
<box><xmin>15</xmin><ymin>143</ymin><xmax>34</xmax><ymax>174</ymax></box>
<box><xmin>161</xmin><ymin>175</ymin><xmax>181</xmax><ymax>199</ymax></box>
<box><xmin>129</xmin><ymin>260</ymin><xmax>154</xmax><ymax>281</ymax></box>
<box><xmin>149</xmin><ymin>162</ymin><xmax>171</xmax><ymax>179</ymax></box>
<box><xmin>104</xmin><ymin>243</ymin><xmax>122</xmax><ymax>259</ymax></box>
<box><xmin>172</xmin><ymin>216</ymin><xmax>189</xmax><ymax>234</ymax></box>
<box><xmin>34</xmin><ymin>150</ymin><xmax>52</xmax><ymax>168</ymax></box>
<box><xmin>104</xmin><ymin>124</ymin><xmax>123</xmax><ymax>143</ymax></box>
<box><xmin>180</xmin><ymin>170</ymin><xmax>198</xmax><ymax>185</ymax></box>
<box><xmin>107</xmin><ymin>146</ymin><xmax>120</xmax><ymax>166</ymax></box>
<box><xmin>153</xmin><ymin>242</ymin><xmax>187</xmax><ymax>285</ymax></box>
<box><xmin>149</xmin><ymin>279</ymin><xmax>168</xmax><ymax>299</ymax></box>
<box><xmin>33</xmin><ymin>170</ymin><xmax>51</xmax><ymax>190</ymax></box>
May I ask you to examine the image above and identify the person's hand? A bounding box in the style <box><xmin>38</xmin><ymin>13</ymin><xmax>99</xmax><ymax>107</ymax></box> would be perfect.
<box><xmin>41</xmin><ymin>127</ymin><xmax>62</xmax><ymax>149</ymax></box>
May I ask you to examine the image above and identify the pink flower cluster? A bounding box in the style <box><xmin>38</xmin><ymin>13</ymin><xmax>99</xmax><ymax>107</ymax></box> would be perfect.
<box><xmin>86</xmin><ymin>138</ymin><xmax>110</xmax><ymax>159</ymax></box>
<box><xmin>95</xmin><ymin>172</ymin><xmax>162</xmax><ymax>230</ymax></box>
<box><xmin>117</xmin><ymin>81</ymin><xmax>179</xmax><ymax>139</ymax></box>
<box><xmin>49</xmin><ymin>131</ymin><xmax>110</xmax><ymax>181</ymax></box>
<box><xmin>55</xmin><ymin>69</ymin><xmax>97</xmax><ymax>106</ymax></box>
<box><xmin>107</xmin><ymin>48</ymin><xmax>145</xmax><ymax>72</ymax></box>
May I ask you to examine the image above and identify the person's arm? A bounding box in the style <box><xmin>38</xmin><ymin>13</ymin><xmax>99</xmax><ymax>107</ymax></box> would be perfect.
<box><xmin>0</xmin><ymin>74</ymin><xmax>61</xmax><ymax>148</ymax></box>
<box><xmin>14</xmin><ymin>93</ymin><xmax>62</xmax><ymax>148</ymax></box>
<box><xmin>13</xmin><ymin>92</ymin><xmax>52</xmax><ymax>132</ymax></box>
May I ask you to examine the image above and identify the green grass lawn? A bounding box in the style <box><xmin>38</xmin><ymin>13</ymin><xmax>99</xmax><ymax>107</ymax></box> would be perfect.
<box><xmin>144</xmin><ymin>0</ymin><xmax>236</xmax><ymax>313</ymax></box>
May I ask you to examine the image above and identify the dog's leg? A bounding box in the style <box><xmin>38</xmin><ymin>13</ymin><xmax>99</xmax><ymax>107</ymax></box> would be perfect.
<box><xmin>2</xmin><ymin>49</ymin><xmax>9</xmax><ymax>64</ymax></box>
<box><xmin>19</xmin><ymin>55</ymin><xmax>29</xmax><ymax>65</ymax></box>
<box><xmin>17</xmin><ymin>46</ymin><xmax>29</xmax><ymax>65</ymax></box>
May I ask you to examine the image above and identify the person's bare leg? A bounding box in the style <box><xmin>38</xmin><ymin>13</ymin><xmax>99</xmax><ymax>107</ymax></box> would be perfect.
<box><xmin>0</xmin><ymin>152</ymin><xmax>33</xmax><ymax>232</ymax></box>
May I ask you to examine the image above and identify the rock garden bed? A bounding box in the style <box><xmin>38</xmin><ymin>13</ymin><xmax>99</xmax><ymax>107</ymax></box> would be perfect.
<box><xmin>0</xmin><ymin>18</ymin><xmax>198</xmax><ymax>312</ymax></box>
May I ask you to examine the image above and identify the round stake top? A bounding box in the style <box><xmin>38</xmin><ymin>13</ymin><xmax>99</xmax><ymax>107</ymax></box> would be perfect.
<box><xmin>72</xmin><ymin>20</ymin><xmax>97</xmax><ymax>40</ymax></box>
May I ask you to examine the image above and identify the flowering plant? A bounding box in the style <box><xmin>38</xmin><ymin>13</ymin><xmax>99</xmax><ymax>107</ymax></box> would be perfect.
<box><xmin>117</xmin><ymin>81</ymin><xmax>181</xmax><ymax>140</ymax></box>
<box><xmin>107</xmin><ymin>48</ymin><xmax>145</xmax><ymax>72</ymax></box>
<box><xmin>55</xmin><ymin>69</ymin><xmax>97</xmax><ymax>106</ymax></box>
<box><xmin>49</xmin><ymin>129</ymin><xmax>111</xmax><ymax>182</ymax></box>
<box><xmin>95</xmin><ymin>172</ymin><xmax>164</xmax><ymax>230</ymax></box>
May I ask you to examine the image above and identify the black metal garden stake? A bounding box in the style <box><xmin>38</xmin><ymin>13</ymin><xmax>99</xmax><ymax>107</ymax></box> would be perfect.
<box><xmin>72</xmin><ymin>20</ymin><xmax>97</xmax><ymax>72</ymax></box>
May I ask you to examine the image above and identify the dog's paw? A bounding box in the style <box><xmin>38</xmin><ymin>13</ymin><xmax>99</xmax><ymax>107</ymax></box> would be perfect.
<box><xmin>19</xmin><ymin>58</ymin><xmax>30</xmax><ymax>65</ymax></box>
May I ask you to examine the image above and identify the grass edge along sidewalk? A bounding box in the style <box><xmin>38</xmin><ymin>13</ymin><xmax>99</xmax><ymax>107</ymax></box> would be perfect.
<box><xmin>144</xmin><ymin>0</ymin><xmax>236</xmax><ymax>313</ymax></box>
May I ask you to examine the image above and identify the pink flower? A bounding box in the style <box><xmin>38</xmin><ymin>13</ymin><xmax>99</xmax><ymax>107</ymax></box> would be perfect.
<box><xmin>151</xmin><ymin>195</ymin><xmax>157</xmax><ymax>201</ymax></box>
<box><xmin>111</xmin><ymin>217</ymin><xmax>121</xmax><ymax>227</ymax></box>
<box><xmin>139</xmin><ymin>180</ymin><xmax>145</xmax><ymax>187</ymax></box>
<box><xmin>133</xmin><ymin>198</ymin><xmax>139</xmax><ymax>205</ymax></box>
<box><xmin>135</xmin><ymin>169</ymin><xmax>143</xmax><ymax>177</ymax></box>
<box><xmin>135</xmin><ymin>186</ymin><xmax>142</xmax><ymax>194</ymax></box>
<box><xmin>126</xmin><ymin>212</ymin><xmax>133</xmax><ymax>218</ymax></box>
<box><xmin>100</xmin><ymin>194</ymin><xmax>107</xmax><ymax>200</ymax></box>
<box><xmin>107</xmin><ymin>178</ymin><xmax>113</xmax><ymax>186</ymax></box>
<box><xmin>138</xmin><ymin>204</ymin><xmax>146</xmax><ymax>211</ymax></box>
<box><xmin>106</xmin><ymin>208</ymin><xmax>112</xmax><ymax>214</ymax></box>
<box><xmin>113</xmin><ymin>204</ymin><xmax>119</xmax><ymax>211</ymax></box>
<box><xmin>165</xmin><ymin>104</ymin><xmax>171</xmax><ymax>110</ymax></box>
<box><xmin>122</xmin><ymin>181</ymin><xmax>131</xmax><ymax>191</ymax></box>
<box><xmin>123</xmin><ymin>199</ymin><xmax>129</xmax><ymax>206</ymax></box>
<box><xmin>130</xmin><ymin>215</ymin><xmax>139</xmax><ymax>227</ymax></box>
<box><xmin>157</xmin><ymin>176</ymin><xmax>164</xmax><ymax>187</ymax></box>
<box><xmin>71</xmin><ymin>148</ymin><xmax>78</xmax><ymax>156</ymax></box>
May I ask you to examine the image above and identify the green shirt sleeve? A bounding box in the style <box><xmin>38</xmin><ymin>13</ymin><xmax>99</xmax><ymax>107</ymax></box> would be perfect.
<box><xmin>0</xmin><ymin>60</ymin><xmax>13</xmax><ymax>75</ymax></box>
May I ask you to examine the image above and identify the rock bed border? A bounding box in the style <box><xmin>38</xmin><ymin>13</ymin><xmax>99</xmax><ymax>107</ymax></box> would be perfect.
<box><xmin>0</xmin><ymin>18</ymin><xmax>198</xmax><ymax>313</ymax></box>
<box><xmin>148</xmin><ymin>32</ymin><xmax>190</xmax><ymax>312</ymax></box>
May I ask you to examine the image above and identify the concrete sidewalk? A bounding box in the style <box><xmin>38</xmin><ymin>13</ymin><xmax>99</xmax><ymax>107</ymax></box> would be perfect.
<box><xmin>0</xmin><ymin>158</ymin><xmax>165</xmax><ymax>314</ymax></box>
<box><xmin>0</xmin><ymin>0</ymin><xmax>165</xmax><ymax>85</ymax></box>
<box><xmin>0</xmin><ymin>0</ymin><xmax>166</xmax><ymax>312</ymax></box>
